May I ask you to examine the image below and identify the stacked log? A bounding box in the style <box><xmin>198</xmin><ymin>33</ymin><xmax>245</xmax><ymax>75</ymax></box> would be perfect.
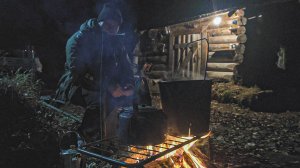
<box><xmin>164</xmin><ymin>8</ymin><xmax>246</xmax><ymax>81</ymax></box>
<box><xmin>137</xmin><ymin>8</ymin><xmax>247</xmax><ymax>82</ymax></box>
<box><xmin>205</xmin><ymin>9</ymin><xmax>247</xmax><ymax>81</ymax></box>
<box><xmin>136</xmin><ymin>28</ymin><xmax>169</xmax><ymax>80</ymax></box>
<box><xmin>135</xmin><ymin>28</ymin><xmax>169</xmax><ymax>108</ymax></box>
<box><xmin>168</xmin><ymin>8</ymin><xmax>245</xmax><ymax>36</ymax></box>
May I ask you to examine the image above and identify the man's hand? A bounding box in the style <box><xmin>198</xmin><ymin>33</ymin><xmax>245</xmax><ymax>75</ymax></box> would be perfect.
<box><xmin>109</xmin><ymin>84</ymin><xmax>134</xmax><ymax>97</ymax></box>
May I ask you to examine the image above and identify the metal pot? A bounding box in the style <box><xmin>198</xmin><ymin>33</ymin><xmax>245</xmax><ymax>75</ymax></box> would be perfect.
<box><xmin>159</xmin><ymin>80</ymin><xmax>212</xmax><ymax>136</ymax></box>
<box><xmin>117</xmin><ymin>106</ymin><xmax>167</xmax><ymax>145</ymax></box>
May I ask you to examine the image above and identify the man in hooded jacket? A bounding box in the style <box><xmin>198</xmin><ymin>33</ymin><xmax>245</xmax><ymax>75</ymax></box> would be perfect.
<box><xmin>56</xmin><ymin>3</ymin><xmax>134</xmax><ymax>142</ymax></box>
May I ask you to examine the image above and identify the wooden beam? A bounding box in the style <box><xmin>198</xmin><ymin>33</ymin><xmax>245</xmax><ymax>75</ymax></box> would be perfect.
<box><xmin>236</xmin><ymin>26</ymin><xmax>246</xmax><ymax>35</ymax></box>
<box><xmin>209</xmin><ymin>43</ymin><xmax>238</xmax><ymax>51</ymax></box>
<box><xmin>208</xmin><ymin>17</ymin><xmax>247</xmax><ymax>29</ymax></box>
<box><xmin>209</xmin><ymin>34</ymin><xmax>247</xmax><ymax>44</ymax></box>
<box><xmin>235</xmin><ymin>44</ymin><xmax>246</xmax><ymax>54</ymax></box>
<box><xmin>139</xmin><ymin>55</ymin><xmax>168</xmax><ymax>63</ymax></box>
<box><xmin>169</xmin><ymin>8</ymin><xmax>245</xmax><ymax>30</ymax></box>
<box><xmin>206</xmin><ymin>71</ymin><xmax>233</xmax><ymax>81</ymax></box>
<box><xmin>192</xmin><ymin>34</ymin><xmax>200</xmax><ymax>79</ymax></box>
<box><xmin>169</xmin><ymin>35</ymin><xmax>175</xmax><ymax>77</ymax></box>
<box><xmin>209</xmin><ymin>52</ymin><xmax>215</xmax><ymax>57</ymax></box>
<box><xmin>209</xmin><ymin>43</ymin><xmax>245</xmax><ymax>53</ymax></box>
<box><xmin>208</xmin><ymin>51</ymin><xmax>235</xmax><ymax>63</ymax></box>
<box><xmin>174</xmin><ymin>42</ymin><xmax>198</xmax><ymax>49</ymax></box>
<box><xmin>200</xmin><ymin>30</ymin><xmax>208</xmax><ymax>76</ymax></box>
<box><xmin>207</xmin><ymin>63</ymin><xmax>238</xmax><ymax>72</ymax></box>
<box><xmin>208</xmin><ymin>58</ymin><xmax>237</xmax><ymax>63</ymax></box>
<box><xmin>176</xmin><ymin>35</ymin><xmax>182</xmax><ymax>76</ymax></box>
<box><xmin>170</xmin><ymin>17</ymin><xmax>245</xmax><ymax>36</ymax></box>
<box><xmin>233</xmin><ymin>54</ymin><xmax>244</xmax><ymax>63</ymax></box>
<box><xmin>235</xmin><ymin>9</ymin><xmax>245</xmax><ymax>17</ymax></box>
<box><xmin>144</xmin><ymin>71</ymin><xmax>168</xmax><ymax>79</ymax></box>
<box><xmin>178</xmin><ymin>46</ymin><xmax>198</xmax><ymax>72</ymax></box>
<box><xmin>146</xmin><ymin>78</ymin><xmax>161</xmax><ymax>94</ymax></box>
<box><xmin>208</xmin><ymin>26</ymin><xmax>246</xmax><ymax>36</ymax></box>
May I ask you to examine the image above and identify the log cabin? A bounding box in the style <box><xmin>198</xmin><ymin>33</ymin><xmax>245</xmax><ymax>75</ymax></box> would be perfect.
<box><xmin>135</xmin><ymin>8</ymin><xmax>247</xmax><ymax>82</ymax></box>
<box><xmin>134</xmin><ymin>8</ymin><xmax>247</xmax><ymax>102</ymax></box>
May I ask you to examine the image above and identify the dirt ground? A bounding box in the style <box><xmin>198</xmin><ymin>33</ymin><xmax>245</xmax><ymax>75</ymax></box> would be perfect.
<box><xmin>1</xmin><ymin>88</ymin><xmax>300</xmax><ymax>168</ymax></box>
<box><xmin>210</xmin><ymin>101</ymin><xmax>300</xmax><ymax>168</ymax></box>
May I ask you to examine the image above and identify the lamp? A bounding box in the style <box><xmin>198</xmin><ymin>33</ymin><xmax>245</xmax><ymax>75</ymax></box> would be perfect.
<box><xmin>213</xmin><ymin>16</ymin><xmax>222</xmax><ymax>26</ymax></box>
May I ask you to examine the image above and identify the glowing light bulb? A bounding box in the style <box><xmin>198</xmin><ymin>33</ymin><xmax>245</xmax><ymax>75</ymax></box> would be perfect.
<box><xmin>213</xmin><ymin>17</ymin><xmax>222</xmax><ymax>26</ymax></box>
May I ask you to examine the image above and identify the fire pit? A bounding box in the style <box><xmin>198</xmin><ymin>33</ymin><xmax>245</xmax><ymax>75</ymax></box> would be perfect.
<box><xmin>59</xmin><ymin>79</ymin><xmax>212</xmax><ymax>167</ymax></box>
<box><xmin>76</xmin><ymin>132</ymin><xmax>211</xmax><ymax>168</ymax></box>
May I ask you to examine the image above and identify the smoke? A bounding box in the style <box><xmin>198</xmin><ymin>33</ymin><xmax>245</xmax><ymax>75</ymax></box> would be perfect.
<box><xmin>94</xmin><ymin>0</ymin><xmax>139</xmax><ymax>56</ymax></box>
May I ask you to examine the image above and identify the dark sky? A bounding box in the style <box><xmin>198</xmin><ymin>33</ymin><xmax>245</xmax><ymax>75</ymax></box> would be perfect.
<box><xmin>0</xmin><ymin>0</ymin><xmax>297</xmax><ymax>46</ymax></box>
<box><xmin>0</xmin><ymin>0</ymin><xmax>299</xmax><ymax>89</ymax></box>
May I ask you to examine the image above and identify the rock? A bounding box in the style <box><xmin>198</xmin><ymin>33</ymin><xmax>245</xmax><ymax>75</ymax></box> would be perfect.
<box><xmin>210</xmin><ymin>101</ymin><xmax>300</xmax><ymax>167</ymax></box>
<box><xmin>244</xmin><ymin>142</ymin><xmax>256</xmax><ymax>149</ymax></box>
<box><xmin>216</xmin><ymin>135</ymin><xmax>224</xmax><ymax>141</ymax></box>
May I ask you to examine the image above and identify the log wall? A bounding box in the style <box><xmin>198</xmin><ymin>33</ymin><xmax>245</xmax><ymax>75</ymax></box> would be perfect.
<box><xmin>166</xmin><ymin>8</ymin><xmax>247</xmax><ymax>81</ymax></box>
<box><xmin>135</xmin><ymin>8</ymin><xmax>247</xmax><ymax>95</ymax></box>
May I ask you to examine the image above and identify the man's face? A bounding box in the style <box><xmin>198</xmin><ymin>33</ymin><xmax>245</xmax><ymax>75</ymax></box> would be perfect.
<box><xmin>102</xmin><ymin>19</ymin><xmax>120</xmax><ymax>35</ymax></box>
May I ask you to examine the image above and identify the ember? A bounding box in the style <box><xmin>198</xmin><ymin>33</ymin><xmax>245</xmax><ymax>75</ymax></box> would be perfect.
<box><xmin>123</xmin><ymin>131</ymin><xmax>212</xmax><ymax>168</ymax></box>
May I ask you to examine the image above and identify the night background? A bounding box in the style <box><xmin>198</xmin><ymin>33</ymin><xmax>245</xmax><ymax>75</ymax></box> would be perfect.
<box><xmin>1</xmin><ymin>0</ymin><xmax>299</xmax><ymax>89</ymax></box>
<box><xmin>1</xmin><ymin>0</ymin><xmax>300</xmax><ymax>167</ymax></box>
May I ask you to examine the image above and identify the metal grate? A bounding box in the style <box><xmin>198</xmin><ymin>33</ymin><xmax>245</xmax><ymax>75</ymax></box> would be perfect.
<box><xmin>77</xmin><ymin>135</ymin><xmax>199</xmax><ymax>168</ymax></box>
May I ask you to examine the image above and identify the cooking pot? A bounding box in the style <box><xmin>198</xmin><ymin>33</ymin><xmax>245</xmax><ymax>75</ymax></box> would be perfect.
<box><xmin>117</xmin><ymin>105</ymin><xmax>167</xmax><ymax>145</ymax></box>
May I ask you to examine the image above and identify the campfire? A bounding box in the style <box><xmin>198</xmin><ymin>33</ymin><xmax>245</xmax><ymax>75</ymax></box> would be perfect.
<box><xmin>77</xmin><ymin>131</ymin><xmax>212</xmax><ymax>168</ymax></box>
<box><xmin>75</xmin><ymin>79</ymin><xmax>212</xmax><ymax>167</ymax></box>
<box><xmin>123</xmin><ymin>132</ymin><xmax>212</xmax><ymax>168</ymax></box>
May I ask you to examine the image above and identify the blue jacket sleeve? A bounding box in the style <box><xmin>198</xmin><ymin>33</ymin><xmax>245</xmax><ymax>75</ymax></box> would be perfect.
<box><xmin>119</xmin><ymin>47</ymin><xmax>135</xmax><ymax>88</ymax></box>
<box><xmin>66</xmin><ymin>31</ymin><xmax>89</xmax><ymax>85</ymax></box>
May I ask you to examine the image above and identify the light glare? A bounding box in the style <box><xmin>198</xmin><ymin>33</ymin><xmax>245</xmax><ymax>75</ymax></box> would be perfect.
<box><xmin>213</xmin><ymin>17</ymin><xmax>222</xmax><ymax>26</ymax></box>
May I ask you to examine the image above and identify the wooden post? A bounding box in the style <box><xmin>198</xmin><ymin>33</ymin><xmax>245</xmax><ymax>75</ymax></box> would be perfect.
<box><xmin>176</xmin><ymin>35</ymin><xmax>182</xmax><ymax>76</ymax></box>
<box><xmin>192</xmin><ymin>34</ymin><xmax>198</xmax><ymax>79</ymax></box>
<box><xmin>178</xmin><ymin>46</ymin><xmax>198</xmax><ymax>73</ymax></box>
<box><xmin>181</xmin><ymin>35</ymin><xmax>186</xmax><ymax>77</ymax></box>
<box><xmin>186</xmin><ymin>34</ymin><xmax>191</xmax><ymax>77</ymax></box>
<box><xmin>197</xmin><ymin>35</ymin><xmax>202</xmax><ymax>77</ymax></box>
<box><xmin>200</xmin><ymin>27</ymin><xmax>208</xmax><ymax>78</ymax></box>
<box><xmin>168</xmin><ymin>34</ymin><xmax>175</xmax><ymax>77</ymax></box>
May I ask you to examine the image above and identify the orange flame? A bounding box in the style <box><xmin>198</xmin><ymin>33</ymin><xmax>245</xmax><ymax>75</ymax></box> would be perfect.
<box><xmin>124</xmin><ymin>131</ymin><xmax>212</xmax><ymax>168</ymax></box>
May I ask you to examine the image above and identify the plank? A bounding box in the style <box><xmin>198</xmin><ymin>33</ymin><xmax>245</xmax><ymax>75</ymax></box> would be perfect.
<box><xmin>207</xmin><ymin>63</ymin><xmax>238</xmax><ymax>72</ymax></box>
<box><xmin>208</xmin><ymin>26</ymin><xmax>246</xmax><ymax>36</ymax></box>
<box><xmin>209</xmin><ymin>34</ymin><xmax>247</xmax><ymax>44</ymax></box>
<box><xmin>206</xmin><ymin>71</ymin><xmax>234</xmax><ymax>81</ymax></box>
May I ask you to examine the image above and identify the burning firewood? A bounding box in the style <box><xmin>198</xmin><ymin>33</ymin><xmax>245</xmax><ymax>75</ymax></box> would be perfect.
<box><xmin>190</xmin><ymin>147</ymin><xmax>210</xmax><ymax>164</ymax></box>
<box><xmin>144</xmin><ymin>157</ymin><xmax>175</xmax><ymax>168</ymax></box>
<box><xmin>182</xmin><ymin>151</ymin><xmax>196</xmax><ymax>168</ymax></box>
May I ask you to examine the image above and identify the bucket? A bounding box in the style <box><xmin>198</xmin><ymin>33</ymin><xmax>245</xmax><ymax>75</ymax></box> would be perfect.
<box><xmin>159</xmin><ymin>80</ymin><xmax>212</xmax><ymax>136</ymax></box>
